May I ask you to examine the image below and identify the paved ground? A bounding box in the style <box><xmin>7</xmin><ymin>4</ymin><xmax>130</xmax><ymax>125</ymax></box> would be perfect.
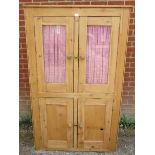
<box><xmin>19</xmin><ymin>128</ymin><xmax>134</xmax><ymax>155</ymax></box>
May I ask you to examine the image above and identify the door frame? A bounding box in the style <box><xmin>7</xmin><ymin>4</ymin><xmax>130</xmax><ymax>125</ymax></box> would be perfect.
<box><xmin>24</xmin><ymin>6</ymin><xmax>130</xmax><ymax>150</ymax></box>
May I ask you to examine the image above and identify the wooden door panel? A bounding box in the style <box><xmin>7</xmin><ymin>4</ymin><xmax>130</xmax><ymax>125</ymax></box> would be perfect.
<box><xmin>79</xmin><ymin>17</ymin><xmax>120</xmax><ymax>93</ymax></box>
<box><xmin>39</xmin><ymin>98</ymin><xmax>73</xmax><ymax>149</ymax></box>
<box><xmin>78</xmin><ymin>98</ymin><xmax>113</xmax><ymax>150</ymax></box>
<box><xmin>34</xmin><ymin>17</ymin><xmax>74</xmax><ymax>93</ymax></box>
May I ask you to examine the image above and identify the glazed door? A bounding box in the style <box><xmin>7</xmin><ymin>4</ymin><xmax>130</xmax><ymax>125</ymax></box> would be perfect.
<box><xmin>34</xmin><ymin>17</ymin><xmax>74</xmax><ymax>93</ymax></box>
<box><xmin>79</xmin><ymin>17</ymin><xmax>120</xmax><ymax>93</ymax></box>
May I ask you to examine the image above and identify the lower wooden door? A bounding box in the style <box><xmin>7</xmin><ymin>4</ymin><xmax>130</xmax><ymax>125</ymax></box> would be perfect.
<box><xmin>39</xmin><ymin>97</ymin><xmax>113</xmax><ymax>150</ymax></box>
<box><xmin>78</xmin><ymin>98</ymin><xmax>113</xmax><ymax>151</ymax></box>
<box><xmin>39</xmin><ymin>98</ymin><xmax>74</xmax><ymax>150</ymax></box>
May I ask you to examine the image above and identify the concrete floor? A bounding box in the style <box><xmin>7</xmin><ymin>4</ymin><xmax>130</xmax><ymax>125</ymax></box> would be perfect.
<box><xmin>19</xmin><ymin>128</ymin><xmax>135</xmax><ymax>155</ymax></box>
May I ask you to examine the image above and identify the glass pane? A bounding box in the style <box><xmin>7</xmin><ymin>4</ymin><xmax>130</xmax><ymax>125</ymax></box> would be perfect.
<box><xmin>43</xmin><ymin>25</ymin><xmax>66</xmax><ymax>83</ymax></box>
<box><xmin>86</xmin><ymin>26</ymin><xmax>111</xmax><ymax>84</ymax></box>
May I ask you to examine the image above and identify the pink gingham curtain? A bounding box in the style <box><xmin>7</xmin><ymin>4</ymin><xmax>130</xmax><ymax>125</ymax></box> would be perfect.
<box><xmin>86</xmin><ymin>26</ymin><xmax>111</xmax><ymax>84</ymax></box>
<box><xmin>43</xmin><ymin>26</ymin><xmax>66</xmax><ymax>83</ymax></box>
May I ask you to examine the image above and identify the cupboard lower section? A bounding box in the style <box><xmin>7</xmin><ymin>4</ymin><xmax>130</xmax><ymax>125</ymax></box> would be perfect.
<box><xmin>38</xmin><ymin>97</ymin><xmax>114</xmax><ymax>151</ymax></box>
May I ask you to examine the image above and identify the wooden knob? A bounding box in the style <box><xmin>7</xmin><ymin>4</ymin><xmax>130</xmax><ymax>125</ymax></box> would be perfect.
<box><xmin>79</xmin><ymin>56</ymin><xmax>85</xmax><ymax>60</ymax></box>
<box><xmin>68</xmin><ymin>123</ymin><xmax>72</xmax><ymax>128</ymax></box>
<box><xmin>79</xmin><ymin>123</ymin><xmax>83</xmax><ymax>128</ymax></box>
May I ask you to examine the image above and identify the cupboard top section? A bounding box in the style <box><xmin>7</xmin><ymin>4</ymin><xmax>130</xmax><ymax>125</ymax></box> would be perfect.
<box><xmin>24</xmin><ymin>7</ymin><xmax>130</xmax><ymax>17</ymax></box>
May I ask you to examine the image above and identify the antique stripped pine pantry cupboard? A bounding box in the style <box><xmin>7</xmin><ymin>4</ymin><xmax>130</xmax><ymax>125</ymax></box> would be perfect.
<box><xmin>24</xmin><ymin>5</ymin><xmax>130</xmax><ymax>151</ymax></box>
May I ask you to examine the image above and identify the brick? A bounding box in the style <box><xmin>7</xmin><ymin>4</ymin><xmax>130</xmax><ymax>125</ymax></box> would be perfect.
<box><xmin>20</xmin><ymin>49</ymin><xmax>27</xmax><ymax>53</ymax></box>
<box><xmin>74</xmin><ymin>1</ymin><xmax>90</xmax><ymax>5</ymax></box>
<box><xmin>123</xmin><ymin>81</ymin><xmax>129</xmax><ymax>86</ymax></box>
<box><xmin>19</xmin><ymin>27</ymin><xmax>25</xmax><ymax>31</ymax></box>
<box><xmin>23</xmin><ymin>64</ymin><xmax>28</xmax><ymax>68</ymax></box>
<box><xmin>124</xmin><ymin>77</ymin><xmax>135</xmax><ymax>82</ymax></box>
<box><xmin>20</xmin><ymin>87</ymin><xmax>30</xmax><ymax>91</ymax></box>
<box><xmin>19</xmin><ymin>9</ymin><xmax>24</xmax><ymax>15</ymax></box>
<box><xmin>130</xmin><ymin>72</ymin><xmax>135</xmax><ymax>76</ymax></box>
<box><xmin>19</xmin><ymin>73</ymin><xmax>24</xmax><ymax>79</ymax></box>
<box><xmin>20</xmin><ymin>96</ymin><xmax>30</xmax><ymax>101</ymax></box>
<box><xmin>19</xmin><ymin>82</ymin><xmax>26</xmax><ymax>88</ymax></box>
<box><xmin>26</xmin><ymin>83</ymin><xmax>30</xmax><ymax>87</ymax></box>
<box><xmin>20</xmin><ymin>38</ymin><xmax>26</xmax><ymax>43</ymax></box>
<box><xmin>129</xmin><ymin>24</ymin><xmax>135</xmax><ymax>29</ymax></box>
<box><xmin>126</xmin><ymin>57</ymin><xmax>135</xmax><ymax>62</ymax></box>
<box><xmin>24</xmin><ymin>2</ymin><xmax>41</xmax><ymax>5</ymax></box>
<box><xmin>57</xmin><ymin>2</ymin><xmax>73</xmax><ymax>5</ymax></box>
<box><xmin>125</xmin><ymin>0</ymin><xmax>135</xmax><ymax>5</ymax></box>
<box><xmin>127</xmin><ymin>42</ymin><xmax>132</xmax><ymax>46</ymax></box>
<box><xmin>128</xmin><ymin>36</ymin><xmax>135</xmax><ymax>41</ymax></box>
<box><xmin>20</xmin><ymin>32</ymin><xmax>26</xmax><ymax>38</ymax></box>
<box><xmin>22</xmin><ymin>43</ymin><xmax>27</xmax><ymax>48</ymax></box>
<box><xmin>20</xmin><ymin>59</ymin><xmax>28</xmax><ymax>63</ymax></box>
<box><xmin>19</xmin><ymin>4</ymin><xmax>23</xmax><ymax>9</ymax></box>
<box><xmin>91</xmin><ymin>1</ymin><xmax>107</xmax><ymax>5</ymax></box>
<box><xmin>108</xmin><ymin>1</ymin><xmax>124</xmax><ymax>5</ymax></box>
<box><xmin>130</xmin><ymin>19</ymin><xmax>134</xmax><ymax>24</ymax></box>
<box><xmin>40</xmin><ymin>2</ymin><xmax>57</xmax><ymax>5</ymax></box>
<box><xmin>128</xmin><ymin>30</ymin><xmax>133</xmax><ymax>35</ymax></box>
<box><xmin>127</xmin><ymin>47</ymin><xmax>135</xmax><ymax>52</ymax></box>
<box><xmin>123</xmin><ymin>91</ymin><xmax>129</xmax><ymax>96</ymax></box>
<box><xmin>124</xmin><ymin>77</ymin><xmax>131</xmax><ymax>81</ymax></box>
<box><xmin>125</xmin><ymin>67</ymin><xmax>135</xmax><ymax>72</ymax></box>
<box><xmin>129</xmin><ymin>81</ymin><xmax>135</xmax><ymax>86</ymax></box>
<box><xmin>125</xmin><ymin>62</ymin><xmax>130</xmax><ymax>67</ymax></box>
<box><xmin>129</xmin><ymin>90</ymin><xmax>135</xmax><ymax>95</ymax></box>
<box><xmin>33</xmin><ymin>0</ymin><xmax>48</xmax><ymax>2</ymax></box>
<box><xmin>130</xmin><ymin>13</ymin><xmax>135</xmax><ymax>18</ymax></box>
<box><xmin>124</xmin><ymin>72</ymin><xmax>129</xmax><ymax>77</ymax></box>
<box><xmin>20</xmin><ymin>68</ymin><xmax>28</xmax><ymax>73</ymax></box>
<box><xmin>22</xmin><ymin>54</ymin><xmax>28</xmax><ymax>59</ymax></box>
<box><xmin>19</xmin><ymin>15</ymin><xmax>25</xmax><ymax>20</ymax></box>
<box><xmin>19</xmin><ymin>0</ymin><xmax>32</xmax><ymax>2</ymax></box>
<box><xmin>19</xmin><ymin>91</ymin><xmax>27</xmax><ymax>96</ymax></box>
<box><xmin>20</xmin><ymin>78</ymin><xmax>29</xmax><ymax>83</ymax></box>
<box><xmin>126</xmin><ymin>51</ymin><xmax>133</xmax><ymax>57</ymax></box>
<box><xmin>130</xmin><ymin>62</ymin><xmax>135</xmax><ymax>67</ymax></box>
<box><xmin>19</xmin><ymin>21</ymin><xmax>25</xmax><ymax>26</ymax></box>
<box><xmin>48</xmin><ymin>0</ymin><xmax>65</xmax><ymax>2</ymax></box>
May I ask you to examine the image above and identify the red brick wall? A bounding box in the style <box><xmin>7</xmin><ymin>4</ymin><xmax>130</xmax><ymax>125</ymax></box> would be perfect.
<box><xmin>19</xmin><ymin>0</ymin><xmax>135</xmax><ymax>115</ymax></box>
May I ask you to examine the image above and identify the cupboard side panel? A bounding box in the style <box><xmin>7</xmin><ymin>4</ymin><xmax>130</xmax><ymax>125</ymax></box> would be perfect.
<box><xmin>24</xmin><ymin>8</ymin><xmax>42</xmax><ymax>149</ymax></box>
<box><xmin>109</xmin><ymin>9</ymin><xmax>130</xmax><ymax>150</ymax></box>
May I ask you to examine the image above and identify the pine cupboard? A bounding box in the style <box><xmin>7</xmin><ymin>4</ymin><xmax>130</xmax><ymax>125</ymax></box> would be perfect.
<box><xmin>24</xmin><ymin>5</ymin><xmax>130</xmax><ymax>151</ymax></box>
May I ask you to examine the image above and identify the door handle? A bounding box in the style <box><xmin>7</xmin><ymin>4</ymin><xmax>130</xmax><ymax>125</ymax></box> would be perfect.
<box><xmin>74</xmin><ymin>56</ymin><xmax>78</xmax><ymax>59</ymax></box>
<box><xmin>79</xmin><ymin>56</ymin><xmax>85</xmax><ymax>60</ymax></box>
